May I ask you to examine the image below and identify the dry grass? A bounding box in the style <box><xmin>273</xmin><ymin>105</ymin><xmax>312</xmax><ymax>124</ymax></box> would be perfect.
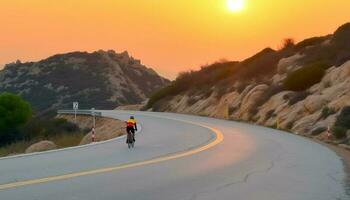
<box><xmin>0</xmin><ymin>132</ymin><xmax>85</xmax><ymax>157</ymax></box>
<box><xmin>0</xmin><ymin>140</ymin><xmax>37</xmax><ymax>157</ymax></box>
<box><xmin>49</xmin><ymin>132</ymin><xmax>85</xmax><ymax>148</ymax></box>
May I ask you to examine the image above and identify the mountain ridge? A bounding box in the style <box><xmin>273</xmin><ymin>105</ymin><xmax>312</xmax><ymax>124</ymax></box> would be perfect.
<box><xmin>0</xmin><ymin>49</ymin><xmax>169</xmax><ymax>116</ymax></box>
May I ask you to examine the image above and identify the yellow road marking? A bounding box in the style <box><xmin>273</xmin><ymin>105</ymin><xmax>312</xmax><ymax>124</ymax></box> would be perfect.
<box><xmin>0</xmin><ymin>124</ymin><xmax>223</xmax><ymax>191</ymax></box>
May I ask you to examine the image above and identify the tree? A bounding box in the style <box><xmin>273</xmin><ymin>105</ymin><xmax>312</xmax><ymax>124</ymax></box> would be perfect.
<box><xmin>0</xmin><ymin>93</ymin><xmax>32</xmax><ymax>145</ymax></box>
<box><xmin>281</xmin><ymin>38</ymin><xmax>295</xmax><ymax>50</ymax></box>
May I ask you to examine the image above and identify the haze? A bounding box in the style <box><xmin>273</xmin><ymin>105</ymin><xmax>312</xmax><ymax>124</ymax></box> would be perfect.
<box><xmin>0</xmin><ymin>0</ymin><xmax>349</xmax><ymax>79</ymax></box>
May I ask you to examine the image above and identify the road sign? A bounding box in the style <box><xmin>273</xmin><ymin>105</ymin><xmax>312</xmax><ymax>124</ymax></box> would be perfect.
<box><xmin>73</xmin><ymin>102</ymin><xmax>79</xmax><ymax>110</ymax></box>
<box><xmin>73</xmin><ymin>102</ymin><xmax>79</xmax><ymax>123</ymax></box>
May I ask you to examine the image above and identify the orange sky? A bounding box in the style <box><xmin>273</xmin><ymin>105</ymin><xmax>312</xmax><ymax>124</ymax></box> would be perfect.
<box><xmin>0</xmin><ymin>0</ymin><xmax>349</xmax><ymax>79</ymax></box>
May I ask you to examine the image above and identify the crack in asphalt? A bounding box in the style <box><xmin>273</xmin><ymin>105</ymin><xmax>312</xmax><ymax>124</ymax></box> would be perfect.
<box><xmin>185</xmin><ymin>160</ymin><xmax>275</xmax><ymax>200</ymax></box>
<box><xmin>215</xmin><ymin>160</ymin><xmax>275</xmax><ymax>191</ymax></box>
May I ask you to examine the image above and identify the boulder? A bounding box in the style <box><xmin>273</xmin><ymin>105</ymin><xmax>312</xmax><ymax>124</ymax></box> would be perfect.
<box><xmin>328</xmin><ymin>94</ymin><xmax>350</xmax><ymax>112</ymax></box>
<box><xmin>238</xmin><ymin>84</ymin><xmax>269</xmax><ymax>121</ymax></box>
<box><xmin>25</xmin><ymin>141</ymin><xmax>57</xmax><ymax>153</ymax></box>
<box><xmin>279</xmin><ymin>102</ymin><xmax>305</xmax><ymax>130</ymax></box>
<box><xmin>292</xmin><ymin>112</ymin><xmax>320</xmax><ymax>134</ymax></box>
<box><xmin>239</xmin><ymin>84</ymin><xmax>256</xmax><ymax>100</ymax></box>
<box><xmin>210</xmin><ymin>91</ymin><xmax>240</xmax><ymax>119</ymax></box>
<box><xmin>313</xmin><ymin>114</ymin><xmax>337</xmax><ymax>130</ymax></box>
<box><xmin>256</xmin><ymin>91</ymin><xmax>292</xmax><ymax>125</ymax></box>
<box><xmin>310</xmin><ymin>126</ymin><xmax>327</xmax><ymax>136</ymax></box>
<box><xmin>303</xmin><ymin>94</ymin><xmax>328</xmax><ymax>114</ymax></box>
<box><xmin>321</xmin><ymin>61</ymin><xmax>350</xmax><ymax>87</ymax></box>
<box><xmin>277</xmin><ymin>54</ymin><xmax>304</xmax><ymax>74</ymax></box>
<box><xmin>272</xmin><ymin>73</ymin><xmax>286</xmax><ymax>84</ymax></box>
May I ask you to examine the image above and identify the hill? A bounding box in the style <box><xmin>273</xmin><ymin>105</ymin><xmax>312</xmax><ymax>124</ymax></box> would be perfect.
<box><xmin>146</xmin><ymin>22</ymin><xmax>350</xmax><ymax>146</ymax></box>
<box><xmin>0</xmin><ymin>50</ymin><xmax>169</xmax><ymax>116</ymax></box>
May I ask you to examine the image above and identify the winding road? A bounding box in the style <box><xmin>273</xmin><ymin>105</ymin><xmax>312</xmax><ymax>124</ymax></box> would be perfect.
<box><xmin>0</xmin><ymin>111</ymin><xmax>348</xmax><ymax>200</ymax></box>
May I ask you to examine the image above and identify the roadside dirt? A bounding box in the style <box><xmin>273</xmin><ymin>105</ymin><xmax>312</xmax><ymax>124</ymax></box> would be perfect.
<box><xmin>321</xmin><ymin>142</ymin><xmax>350</xmax><ymax>191</ymax></box>
<box><xmin>57</xmin><ymin>114</ymin><xmax>126</xmax><ymax>145</ymax></box>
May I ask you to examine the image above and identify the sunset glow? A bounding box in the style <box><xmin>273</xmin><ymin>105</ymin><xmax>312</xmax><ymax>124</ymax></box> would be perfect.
<box><xmin>0</xmin><ymin>0</ymin><xmax>350</xmax><ymax>79</ymax></box>
<box><xmin>227</xmin><ymin>0</ymin><xmax>244</xmax><ymax>12</ymax></box>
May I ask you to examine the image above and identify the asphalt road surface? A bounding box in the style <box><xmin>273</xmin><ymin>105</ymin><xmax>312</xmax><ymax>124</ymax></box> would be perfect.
<box><xmin>0</xmin><ymin>111</ymin><xmax>349</xmax><ymax>200</ymax></box>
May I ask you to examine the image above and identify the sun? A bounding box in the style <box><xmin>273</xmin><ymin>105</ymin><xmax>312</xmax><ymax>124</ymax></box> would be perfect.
<box><xmin>227</xmin><ymin>0</ymin><xmax>244</xmax><ymax>12</ymax></box>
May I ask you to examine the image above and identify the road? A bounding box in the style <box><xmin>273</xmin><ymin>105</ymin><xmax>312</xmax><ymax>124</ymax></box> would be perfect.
<box><xmin>0</xmin><ymin>111</ymin><xmax>348</xmax><ymax>200</ymax></box>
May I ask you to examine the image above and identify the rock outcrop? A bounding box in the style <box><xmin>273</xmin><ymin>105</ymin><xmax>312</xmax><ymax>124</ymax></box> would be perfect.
<box><xmin>147</xmin><ymin>23</ymin><xmax>350</xmax><ymax>147</ymax></box>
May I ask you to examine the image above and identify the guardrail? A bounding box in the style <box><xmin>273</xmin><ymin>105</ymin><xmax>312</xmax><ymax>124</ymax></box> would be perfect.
<box><xmin>57</xmin><ymin>110</ymin><xmax>102</xmax><ymax>116</ymax></box>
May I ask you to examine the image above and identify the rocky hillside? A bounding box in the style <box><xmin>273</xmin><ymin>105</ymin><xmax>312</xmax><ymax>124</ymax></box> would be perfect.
<box><xmin>0</xmin><ymin>50</ymin><xmax>168</xmax><ymax>116</ymax></box>
<box><xmin>146</xmin><ymin>23</ymin><xmax>350</xmax><ymax>146</ymax></box>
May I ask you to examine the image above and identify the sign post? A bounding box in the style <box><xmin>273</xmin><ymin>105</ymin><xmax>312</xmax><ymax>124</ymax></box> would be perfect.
<box><xmin>91</xmin><ymin>108</ymin><xmax>96</xmax><ymax>128</ymax></box>
<box><xmin>91</xmin><ymin>108</ymin><xmax>96</xmax><ymax>142</ymax></box>
<box><xmin>73</xmin><ymin>102</ymin><xmax>79</xmax><ymax>123</ymax></box>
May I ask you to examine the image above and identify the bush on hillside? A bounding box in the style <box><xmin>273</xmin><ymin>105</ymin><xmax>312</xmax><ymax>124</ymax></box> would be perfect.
<box><xmin>319</xmin><ymin>106</ymin><xmax>336</xmax><ymax>120</ymax></box>
<box><xmin>23</xmin><ymin>118</ymin><xmax>80</xmax><ymax>140</ymax></box>
<box><xmin>332</xmin><ymin>23</ymin><xmax>350</xmax><ymax>49</ymax></box>
<box><xmin>283</xmin><ymin>62</ymin><xmax>327</xmax><ymax>91</ymax></box>
<box><xmin>147</xmin><ymin>48</ymin><xmax>287</xmax><ymax>109</ymax></box>
<box><xmin>146</xmin><ymin>61</ymin><xmax>238</xmax><ymax>108</ymax></box>
<box><xmin>332</xmin><ymin>106</ymin><xmax>350</xmax><ymax>139</ymax></box>
<box><xmin>285</xmin><ymin>91</ymin><xmax>310</xmax><ymax>105</ymax></box>
<box><xmin>0</xmin><ymin>93</ymin><xmax>32</xmax><ymax>146</ymax></box>
<box><xmin>281</xmin><ymin>38</ymin><xmax>295</xmax><ymax>50</ymax></box>
<box><xmin>332</xmin><ymin>126</ymin><xmax>348</xmax><ymax>139</ymax></box>
<box><xmin>295</xmin><ymin>36</ymin><xmax>329</xmax><ymax>50</ymax></box>
<box><xmin>235</xmin><ymin>48</ymin><xmax>282</xmax><ymax>80</ymax></box>
<box><xmin>299</xmin><ymin>23</ymin><xmax>350</xmax><ymax>67</ymax></box>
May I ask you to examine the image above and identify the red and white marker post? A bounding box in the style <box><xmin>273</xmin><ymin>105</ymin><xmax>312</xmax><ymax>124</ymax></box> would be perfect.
<box><xmin>92</xmin><ymin>127</ymin><xmax>96</xmax><ymax>142</ymax></box>
<box><xmin>91</xmin><ymin>108</ymin><xmax>96</xmax><ymax>143</ymax></box>
<box><xmin>327</xmin><ymin>125</ymin><xmax>331</xmax><ymax>139</ymax></box>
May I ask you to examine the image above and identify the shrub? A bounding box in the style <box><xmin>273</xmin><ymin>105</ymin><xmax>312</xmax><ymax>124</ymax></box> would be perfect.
<box><xmin>332</xmin><ymin>126</ymin><xmax>348</xmax><ymax>139</ymax></box>
<box><xmin>334</xmin><ymin>106</ymin><xmax>350</xmax><ymax>128</ymax></box>
<box><xmin>286</xmin><ymin>91</ymin><xmax>310</xmax><ymax>105</ymax></box>
<box><xmin>49</xmin><ymin>132</ymin><xmax>85</xmax><ymax>148</ymax></box>
<box><xmin>0</xmin><ymin>93</ymin><xmax>32</xmax><ymax>146</ymax></box>
<box><xmin>295</xmin><ymin>36</ymin><xmax>329</xmax><ymax>50</ymax></box>
<box><xmin>298</xmin><ymin>23</ymin><xmax>350</xmax><ymax>68</ymax></box>
<box><xmin>283</xmin><ymin>62</ymin><xmax>327</xmax><ymax>91</ymax></box>
<box><xmin>332</xmin><ymin>23</ymin><xmax>350</xmax><ymax>49</ymax></box>
<box><xmin>187</xmin><ymin>96</ymin><xmax>197</xmax><ymax>106</ymax></box>
<box><xmin>280</xmin><ymin>38</ymin><xmax>295</xmax><ymax>50</ymax></box>
<box><xmin>332</xmin><ymin>106</ymin><xmax>350</xmax><ymax>139</ymax></box>
<box><xmin>319</xmin><ymin>106</ymin><xmax>336</xmax><ymax>120</ymax></box>
<box><xmin>0</xmin><ymin>140</ymin><xmax>36</xmax><ymax>157</ymax></box>
<box><xmin>228</xmin><ymin>106</ymin><xmax>238</xmax><ymax>116</ymax></box>
<box><xmin>22</xmin><ymin>118</ymin><xmax>80</xmax><ymax>140</ymax></box>
<box><xmin>146</xmin><ymin>48</ymin><xmax>284</xmax><ymax>109</ymax></box>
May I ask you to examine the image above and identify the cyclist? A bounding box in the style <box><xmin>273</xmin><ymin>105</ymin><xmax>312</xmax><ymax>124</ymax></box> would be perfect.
<box><xmin>126</xmin><ymin>116</ymin><xmax>137</xmax><ymax>145</ymax></box>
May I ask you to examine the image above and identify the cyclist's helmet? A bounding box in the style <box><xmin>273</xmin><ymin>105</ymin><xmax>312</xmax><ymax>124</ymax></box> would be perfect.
<box><xmin>130</xmin><ymin>116</ymin><xmax>134</xmax><ymax>119</ymax></box>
